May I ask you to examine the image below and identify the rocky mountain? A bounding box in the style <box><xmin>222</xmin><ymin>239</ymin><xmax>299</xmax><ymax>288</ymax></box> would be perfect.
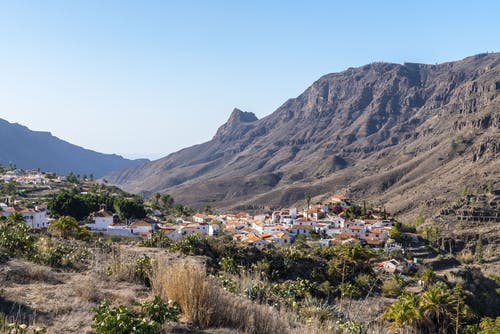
<box><xmin>0</xmin><ymin>119</ymin><xmax>148</xmax><ymax>177</ymax></box>
<box><xmin>106</xmin><ymin>53</ymin><xmax>499</xmax><ymax>218</ymax></box>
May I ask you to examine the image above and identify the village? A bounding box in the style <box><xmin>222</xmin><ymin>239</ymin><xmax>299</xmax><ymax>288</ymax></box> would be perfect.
<box><xmin>1</xmin><ymin>190</ymin><xmax>415</xmax><ymax>252</ymax></box>
<box><xmin>0</xmin><ymin>168</ymin><xmax>65</xmax><ymax>185</ymax></box>
<box><xmin>0</xmin><ymin>168</ymin><xmax>422</xmax><ymax>276</ymax></box>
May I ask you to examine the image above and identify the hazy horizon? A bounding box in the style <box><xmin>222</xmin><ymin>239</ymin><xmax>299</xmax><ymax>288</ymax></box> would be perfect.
<box><xmin>1</xmin><ymin>1</ymin><xmax>498</xmax><ymax>160</ymax></box>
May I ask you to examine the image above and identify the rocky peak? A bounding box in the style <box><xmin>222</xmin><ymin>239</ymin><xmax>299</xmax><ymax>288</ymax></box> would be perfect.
<box><xmin>227</xmin><ymin>108</ymin><xmax>258</xmax><ymax>124</ymax></box>
<box><xmin>213</xmin><ymin>108</ymin><xmax>258</xmax><ymax>142</ymax></box>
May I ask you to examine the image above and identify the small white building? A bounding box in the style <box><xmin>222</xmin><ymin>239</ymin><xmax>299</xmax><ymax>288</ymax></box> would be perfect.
<box><xmin>18</xmin><ymin>208</ymin><xmax>48</xmax><ymax>229</ymax></box>
<box><xmin>193</xmin><ymin>214</ymin><xmax>210</xmax><ymax>224</ymax></box>
<box><xmin>291</xmin><ymin>224</ymin><xmax>313</xmax><ymax>236</ymax></box>
<box><xmin>208</xmin><ymin>224</ymin><xmax>220</xmax><ymax>236</ymax></box>
<box><xmin>88</xmin><ymin>208</ymin><xmax>114</xmax><ymax>230</ymax></box>
<box><xmin>107</xmin><ymin>223</ymin><xmax>133</xmax><ymax>237</ymax></box>
<box><xmin>130</xmin><ymin>219</ymin><xmax>156</xmax><ymax>235</ymax></box>
<box><xmin>271</xmin><ymin>232</ymin><xmax>294</xmax><ymax>245</ymax></box>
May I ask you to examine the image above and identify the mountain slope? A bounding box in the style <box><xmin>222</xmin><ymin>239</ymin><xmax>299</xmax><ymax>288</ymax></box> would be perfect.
<box><xmin>106</xmin><ymin>53</ymin><xmax>499</xmax><ymax>218</ymax></box>
<box><xmin>0</xmin><ymin>119</ymin><xmax>148</xmax><ymax>177</ymax></box>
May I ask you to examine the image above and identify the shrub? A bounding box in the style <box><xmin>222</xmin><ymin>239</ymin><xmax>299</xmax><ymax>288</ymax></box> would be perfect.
<box><xmin>381</xmin><ymin>279</ymin><xmax>402</xmax><ymax>298</ymax></box>
<box><xmin>34</xmin><ymin>236</ymin><xmax>89</xmax><ymax>269</ymax></box>
<box><xmin>105</xmin><ymin>247</ymin><xmax>152</xmax><ymax>286</ymax></box>
<box><xmin>151</xmin><ymin>258</ymin><xmax>289</xmax><ymax>333</ymax></box>
<box><xmin>0</xmin><ymin>223</ymin><xmax>36</xmax><ymax>257</ymax></box>
<box><xmin>219</xmin><ymin>256</ymin><xmax>237</xmax><ymax>274</ymax></box>
<box><xmin>135</xmin><ymin>255</ymin><xmax>152</xmax><ymax>287</ymax></box>
<box><xmin>92</xmin><ymin>297</ymin><xmax>178</xmax><ymax>334</ymax></box>
<box><xmin>458</xmin><ymin>250</ymin><xmax>475</xmax><ymax>264</ymax></box>
<box><xmin>139</xmin><ymin>296</ymin><xmax>179</xmax><ymax>324</ymax></box>
<box><xmin>355</xmin><ymin>273</ymin><xmax>373</xmax><ymax>292</ymax></box>
<box><xmin>48</xmin><ymin>216</ymin><xmax>88</xmax><ymax>239</ymax></box>
<box><xmin>92</xmin><ymin>301</ymin><xmax>160</xmax><ymax>334</ymax></box>
<box><xmin>143</xmin><ymin>232</ymin><xmax>171</xmax><ymax>248</ymax></box>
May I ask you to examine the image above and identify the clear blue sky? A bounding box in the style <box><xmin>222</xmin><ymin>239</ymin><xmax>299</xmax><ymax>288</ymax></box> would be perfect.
<box><xmin>0</xmin><ymin>1</ymin><xmax>498</xmax><ymax>159</ymax></box>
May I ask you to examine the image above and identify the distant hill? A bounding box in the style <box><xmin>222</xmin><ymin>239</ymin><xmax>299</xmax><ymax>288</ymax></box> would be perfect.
<box><xmin>0</xmin><ymin>119</ymin><xmax>148</xmax><ymax>177</ymax></box>
<box><xmin>106</xmin><ymin>53</ymin><xmax>499</xmax><ymax>219</ymax></box>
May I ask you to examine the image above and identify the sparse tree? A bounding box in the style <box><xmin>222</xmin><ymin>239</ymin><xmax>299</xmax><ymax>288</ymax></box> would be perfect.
<box><xmin>305</xmin><ymin>194</ymin><xmax>312</xmax><ymax>210</ymax></box>
<box><xmin>475</xmin><ymin>237</ymin><xmax>483</xmax><ymax>263</ymax></box>
<box><xmin>49</xmin><ymin>215</ymin><xmax>86</xmax><ymax>239</ymax></box>
<box><xmin>161</xmin><ymin>194</ymin><xmax>174</xmax><ymax>210</ymax></box>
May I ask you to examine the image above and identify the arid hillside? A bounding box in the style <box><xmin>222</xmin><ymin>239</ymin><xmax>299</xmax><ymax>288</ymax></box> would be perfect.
<box><xmin>106</xmin><ymin>53</ymin><xmax>499</xmax><ymax>219</ymax></box>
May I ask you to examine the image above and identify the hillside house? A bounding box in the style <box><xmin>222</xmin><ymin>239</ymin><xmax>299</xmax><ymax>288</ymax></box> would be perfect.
<box><xmin>106</xmin><ymin>223</ymin><xmax>133</xmax><ymax>237</ymax></box>
<box><xmin>18</xmin><ymin>208</ymin><xmax>48</xmax><ymax>229</ymax></box>
<box><xmin>193</xmin><ymin>213</ymin><xmax>210</xmax><ymax>224</ymax></box>
<box><xmin>130</xmin><ymin>219</ymin><xmax>157</xmax><ymax>235</ymax></box>
<box><xmin>291</xmin><ymin>224</ymin><xmax>313</xmax><ymax>236</ymax></box>
<box><xmin>88</xmin><ymin>206</ymin><xmax>114</xmax><ymax>230</ymax></box>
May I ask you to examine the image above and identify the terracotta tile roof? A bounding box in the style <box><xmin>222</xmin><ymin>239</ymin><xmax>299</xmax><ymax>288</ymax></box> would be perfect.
<box><xmin>292</xmin><ymin>224</ymin><xmax>313</xmax><ymax>230</ymax></box>
<box><xmin>130</xmin><ymin>220</ymin><xmax>154</xmax><ymax>227</ymax></box>
<box><xmin>94</xmin><ymin>209</ymin><xmax>113</xmax><ymax>218</ymax></box>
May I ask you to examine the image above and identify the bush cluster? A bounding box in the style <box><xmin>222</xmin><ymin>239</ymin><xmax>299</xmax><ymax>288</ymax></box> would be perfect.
<box><xmin>92</xmin><ymin>296</ymin><xmax>179</xmax><ymax>334</ymax></box>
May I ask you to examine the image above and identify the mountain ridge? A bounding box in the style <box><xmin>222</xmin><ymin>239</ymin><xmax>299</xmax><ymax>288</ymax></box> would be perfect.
<box><xmin>0</xmin><ymin>118</ymin><xmax>149</xmax><ymax>177</ymax></box>
<box><xmin>106</xmin><ymin>53</ymin><xmax>499</xmax><ymax>218</ymax></box>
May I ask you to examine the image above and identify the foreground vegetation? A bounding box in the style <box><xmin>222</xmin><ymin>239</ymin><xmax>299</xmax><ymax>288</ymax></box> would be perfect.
<box><xmin>1</xmin><ymin>217</ymin><xmax>499</xmax><ymax>333</ymax></box>
<box><xmin>0</xmin><ymin>169</ymin><xmax>498</xmax><ymax>333</ymax></box>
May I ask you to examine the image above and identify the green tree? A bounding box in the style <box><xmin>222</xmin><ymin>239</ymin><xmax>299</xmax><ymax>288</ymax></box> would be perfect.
<box><xmin>6</xmin><ymin>212</ymin><xmax>25</xmax><ymax>226</ymax></box>
<box><xmin>419</xmin><ymin>269</ymin><xmax>436</xmax><ymax>289</ymax></box>
<box><xmin>382</xmin><ymin>291</ymin><xmax>421</xmax><ymax>330</ymax></box>
<box><xmin>389</xmin><ymin>226</ymin><xmax>403</xmax><ymax>243</ymax></box>
<box><xmin>66</xmin><ymin>172</ymin><xmax>79</xmax><ymax>184</ymax></box>
<box><xmin>203</xmin><ymin>205</ymin><xmax>213</xmax><ymax>215</ymax></box>
<box><xmin>305</xmin><ymin>194</ymin><xmax>312</xmax><ymax>210</ymax></box>
<box><xmin>475</xmin><ymin>237</ymin><xmax>483</xmax><ymax>263</ymax></box>
<box><xmin>478</xmin><ymin>316</ymin><xmax>500</xmax><ymax>334</ymax></box>
<box><xmin>49</xmin><ymin>216</ymin><xmax>87</xmax><ymax>239</ymax></box>
<box><xmin>160</xmin><ymin>194</ymin><xmax>174</xmax><ymax>210</ymax></box>
<box><xmin>417</xmin><ymin>282</ymin><xmax>468</xmax><ymax>333</ymax></box>
<box><xmin>48</xmin><ymin>190</ymin><xmax>89</xmax><ymax>220</ymax></box>
<box><xmin>153</xmin><ymin>192</ymin><xmax>161</xmax><ymax>206</ymax></box>
<box><xmin>113</xmin><ymin>198</ymin><xmax>146</xmax><ymax>220</ymax></box>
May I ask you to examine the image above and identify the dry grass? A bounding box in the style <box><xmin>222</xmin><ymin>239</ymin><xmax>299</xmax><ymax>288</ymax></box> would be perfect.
<box><xmin>152</xmin><ymin>258</ymin><xmax>290</xmax><ymax>334</ymax></box>
<box><xmin>0</xmin><ymin>249</ymin><xmax>154</xmax><ymax>333</ymax></box>
<box><xmin>0</xmin><ymin>261</ymin><xmax>63</xmax><ymax>286</ymax></box>
<box><xmin>457</xmin><ymin>250</ymin><xmax>475</xmax><ymax>264</ymax></box>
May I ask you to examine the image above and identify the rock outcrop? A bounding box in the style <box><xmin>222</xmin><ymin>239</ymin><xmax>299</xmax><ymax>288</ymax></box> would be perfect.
<box><xmin>106</xmin><ymin>53</ymin><xmax>499</xmax><ymax>218</ymax></box>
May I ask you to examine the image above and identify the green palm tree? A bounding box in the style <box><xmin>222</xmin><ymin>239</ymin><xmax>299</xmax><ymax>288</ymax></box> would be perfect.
<box><xmin>382</xmin><ymin>290</ymin><xmax>421</xmax><ymax>330</ymax></box>
<box><xmin>419</xmin><ymin>269</ymin><xmax>437</xmax><ymax>289</ymax></box>
<box><xmin>49</xmin><ymin>216</ymin><xmax>81</xmax><ymax>238</ymax></box>
<box><xmin>6</xmin><ymin>212</ymin><xmax>25</xmax><ymax>226</ymax></box>
<box><xmin>305</xmin><ymin>194</ymin><xmax>312</xmax><ymax>210</ymax></box>
<box><xmin>153</xmin><ymin>192</ymin><xmax>161</xmax><ymax>204</ymax></box>
<box><xmin>418</xmin><ymin>282</ymin><xmax>452</xmax><ymax>332</ymax></box>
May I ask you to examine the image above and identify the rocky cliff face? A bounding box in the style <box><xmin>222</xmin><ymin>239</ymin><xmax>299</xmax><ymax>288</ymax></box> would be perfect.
<box><xmin>106</xmin><ymin>53</ymin><xmax>499</xmax><ymax>218</ymax></box>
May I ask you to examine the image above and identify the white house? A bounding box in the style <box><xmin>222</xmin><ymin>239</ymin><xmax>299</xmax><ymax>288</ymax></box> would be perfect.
<box><xmin>176</xmin><ymin>223</ymin><xmax>210</xmax><ymax>237</ymax></box>
<box><xmin>193</xmin><ymin>214</ymin><xmax>210</xmax><ymax>224</ymax></box>
<box><xmin>106</xmin><ymin>223</ymin><xmax>133</xmax><ymax>237</ymax></box>
<box><xmin>130</xmin><ymin>219</ymin><xmax>156</xmax><ymax>235</ymax></box>
<box><xmin>88</xmin><ymin>207</ymin><xmax>114</xmax><ymax>230</ymax></box>
<box><xmin>18</xmin><ymin>208</ymin><xmax>48</xmax><ymax>229</ymax></box>
<box><xmin>208</xmin><ymin>223</ymin><xmax>220</xmax><ymax>236</ymax></box>
<box><xmin>291</xmin><ymin>224</ymin><xmax>313</xmax><ymax>236</ymax></box>
<box><xmin>346</xmin><ymin>225</ymin><xmax>366</xmax><ymax>239</ymax></box>
<box><xmin>271</xmin><ymin>232</ymin><xmax>294</xmax><ymax>245</ymax></box>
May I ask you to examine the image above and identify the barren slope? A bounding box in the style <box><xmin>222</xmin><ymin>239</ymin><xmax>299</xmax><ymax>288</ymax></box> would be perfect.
<box><xmin>106</xmin><ymin>53</ymin><xmax>499</xmax><ymax>218</ymax></box>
